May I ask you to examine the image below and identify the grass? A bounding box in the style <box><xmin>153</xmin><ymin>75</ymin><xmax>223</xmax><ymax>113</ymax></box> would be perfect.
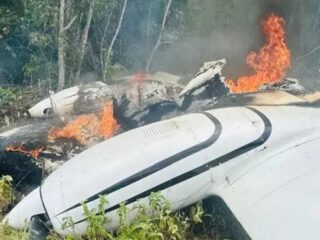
<box><xmin>0</xmin><ymin>224</ymin><xmax>28</xmax><ymax>240</ymax></box>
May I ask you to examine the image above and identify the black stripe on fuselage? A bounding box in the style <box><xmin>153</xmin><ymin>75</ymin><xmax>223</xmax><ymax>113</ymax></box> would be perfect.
<box><xmin>39</xmin><ymin>186</ymin><xmax>52</xmax><ymax>225</ymax></box>
<box><xmin>57</xmin><ymin>112</ymin><xmax>222</xmax><ymax>216</ymax></box>
<box><xmin>73</xmin><ymin>107</ymin><xmax>272</xmax><ymax>225</ymax></box>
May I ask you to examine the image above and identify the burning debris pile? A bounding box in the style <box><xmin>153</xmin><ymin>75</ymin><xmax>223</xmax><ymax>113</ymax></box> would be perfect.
<box><xmin>0</xmin><ymin>13</ymin><xmax>309</xmax><ymax>190</ymax></box>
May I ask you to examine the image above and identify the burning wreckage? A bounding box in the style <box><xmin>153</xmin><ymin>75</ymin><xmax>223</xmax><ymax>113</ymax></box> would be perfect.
<box><xmin>2</xmin><ymin>13</ymin><xmax>320</xmax><ymax>240</ymax></box>
<box><xmin>0</xmin><ymin>59</ymin><xmax>229</xmax><ymax>183</ymax></box>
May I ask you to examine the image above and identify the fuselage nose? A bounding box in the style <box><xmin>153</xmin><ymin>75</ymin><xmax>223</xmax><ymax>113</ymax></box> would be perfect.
<box><xmin>4</xmin><ymin>188</ymin><xmax>46</xmax><ymax>229</ymax></box>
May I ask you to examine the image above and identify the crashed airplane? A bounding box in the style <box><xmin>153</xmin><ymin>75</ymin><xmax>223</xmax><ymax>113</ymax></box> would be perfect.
<box><xmin>5</xmin><ymin>99</ymin><xmax>320</xmax><ymax>240</ymax></box>
<box><xmin>2</xmin><ymin>13</ymin><xmax>319</xmax><ymax>239</ymax></box>
<box><xmin>3</xmin><ymin>55</ymin><xmax>320</xmax><ymax>240</ymax></box>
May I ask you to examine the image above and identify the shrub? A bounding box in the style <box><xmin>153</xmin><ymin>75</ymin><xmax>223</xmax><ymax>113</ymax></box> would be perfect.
<box><xmin>51</xmin><ymin>192</ymin><xmax>204</xmax><ymax>240</ymax></box>
<box><xmin>0</xmin><ymin>175</ymin><xmax>13</xmax><ymax>213</ymax></box>
<box><xmin>0</xmin><ymin>88</ymin><xmax>16</xmax><ymax>107</ymax></box>
<box><xmin>0</xmin><ymin>175</ymin><xmax>28</xmax><ymax>240</ymax></box>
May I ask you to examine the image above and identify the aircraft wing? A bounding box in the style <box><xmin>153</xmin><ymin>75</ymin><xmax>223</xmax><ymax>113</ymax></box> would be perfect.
<box><xmin>213</xmin><ymin>122</ymin><xmax>320</xmax><ymax>240</ymax></box>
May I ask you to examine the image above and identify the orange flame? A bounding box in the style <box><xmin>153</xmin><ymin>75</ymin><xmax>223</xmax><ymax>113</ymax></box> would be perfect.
<box><xmin>48</xmin><ymin>114</ymin><xmax>100</xmax><ymax>145</ymax></box>
<box><xmin>99</xmin><ymin>101</ymin><xmax>118</xmax><ymax>139</ymax></box>
<box><xmin>48</xmin><ymin>101</ymin><xmax>118</xmax><ymax>145</ymax></box>
<box><xmin>6</xmin><ymin>145</ymin><xmax>44</xmax><ymax>159</ymax></box>
<box><xmin>226</xmin><ymin>13</ymin><xmax>291</xmax><ymax>93</ymax></box>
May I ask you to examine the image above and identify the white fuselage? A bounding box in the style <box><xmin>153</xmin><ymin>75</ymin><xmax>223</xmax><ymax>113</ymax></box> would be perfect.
<box><xmin>5</xmin><ymin>105</ymin><xmax>320</xmax><ymax>240</ymax></box>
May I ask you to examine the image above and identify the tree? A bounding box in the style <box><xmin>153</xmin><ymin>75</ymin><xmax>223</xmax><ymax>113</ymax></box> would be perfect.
<box><xmin>74</xmin><ymin>0</ymin><xmax>96</xmax><ymax>83</ymax></box>
<box><xmin>145</xmin><ymin>0</ymin><xmax>172</xmax><ymax>72</ymax></box>
<box><xmin>103</xmin><ymin>0</ymin><xmax>128</xmax><ymax>81</ymax></box>
<box><xmin>99</xmin><ymin>0</ymin><xmax>116</xmax><ymax>81</ymax></box>
<box><xmin>57</xmin><ymin>0</ymin><xmax>66</xmax><ymax>90</ymax></box>
<box><xmin>0</xmin><ymin>1</ymin><xmax>24</xmax><ymax>39</ymax></box>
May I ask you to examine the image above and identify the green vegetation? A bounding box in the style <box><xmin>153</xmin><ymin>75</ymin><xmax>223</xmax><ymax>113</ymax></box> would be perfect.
<box><xmin>49</xmin><ymin>192</ymin><xmax>204</xmax><ymax>240</ymax></box>
<box><xmin>0</xmin><ymin>224</ymin><xmax>28</xmax><ymax>240</ymax></box>
<box><xmin>0</xmin><ymin>86</ymin><xmax>43</xmax><ymax>128</ymax></box>
<box><xmin>0</xmin><ymin>175</ymin><xmax>28</xmax><ymax>240</ymax></box>
<box><xmin>0</xmin><ymin>0</ymin><xmax>184</xmax><ymax>89</ymax></box>
<box><xmin>0</xmin><ymin>175</ymin><xmax>13</xmax><ymax>213</ymax></box>
<box><xmin>0</xmin><ymin>88</ymin><xmax>16</xmax><ymax>107</ymax></box>
<box><xmin>0</xmin><ymin>86</ymin><xmax>43</xmax><ymax>109</ymax></box>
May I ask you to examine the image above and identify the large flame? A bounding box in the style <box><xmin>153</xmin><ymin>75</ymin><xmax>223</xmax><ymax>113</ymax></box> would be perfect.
<box><xmin>48</xmin><ymin>101</ymin><xmax>118</xmax><ymax>145</ymax></box>
<box><xmin>5</xmin><ymin>145</ymin><xmax>44</xmax><ymax>159</ymax></box>
<box><xmin>48</xmin><ymin>114</ymin><xmax>100</xmax><ymax>145</ymax></box>
<box><xmin>226</xmin><ymin>13</ymin><xmax>291</xmax><ymax>93</ymax></box>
